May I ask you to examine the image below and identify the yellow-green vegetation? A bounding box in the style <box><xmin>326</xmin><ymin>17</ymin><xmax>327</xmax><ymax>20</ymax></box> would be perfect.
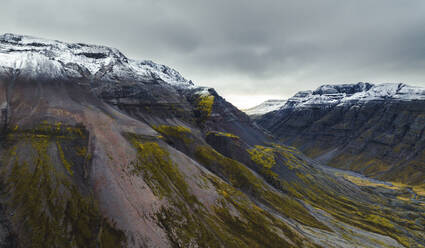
<box><xmin>413</xmin><ymin>184</ymin><xmax>425</xmax><ymax>197</ymax></box>
<box><xmin>145</xmin><ymin>127</ymin><xmax>327</xmax><ymax>231</ymax></box>
<box><xmin>5</xmin><ymin>123</ymin><xmax>90</xmax><ymax>179</ymax></box>
<box><xmin>342</xmin><ymin>175</ymin><xmax>402</xmax><ymax>190</ymax></box>
<box><xmin>1</xmin><ymin>125</ymin><xmax>125</xmax><ymax>248</ymax></box>
<box><xmin>195</xmin><ymin>145</ymin><xmax>329</xmax><ymax>230</ymax></box>
<box><xmin>197</xmin><ymin>95</ymin><xmax>214</xmax><ymax>117</ymax></box>
<box><xmin>56</xmin><ymin>141</ymin><xmax>73</xmax><ymax>175</ymax></box>
<box><xmin>153</xmin><ymin>125</ymin><xmax>193</xmax><ymax>144</ymax></box>
<box><xmin>344</xmin><ymin>175</ymin><xmax>425</xmax><ymax>204</ymax></box>
<box><xmin>272</xmin><ymin>144</ymin><xmax>304</xmax><ymax>169</ymax></box>
<box><xmin>128</xmin><ymin>128</ymin><xmax>423</xmax><ymax>246</ymax></box>
<box><xmin>330</xmin><ymin>149</ymin><xmax>425</xmax><ymax>185</ymax></box>
<box><xmin>126</xmin><ymin>136</ymin><xmax>193</xmax><ymax>201</ymax></box>
<box><xmin>7</xmin><ymin>122</ymin><xmax>86</xmax><ymax>140</ymax></box>
<box><xmin>125</xmin><ymin>133</ymin><xmax>317</xmax><ymax>247</ymax></box>
<box><xmin>206</xmin><ymin>176</ymin><xmax>320</xmax><ymax>248</ymax></box>
<box><xmin>280</xmin><ymin>173</ymin><xmax>422</xmax><ymax>247</ymax></box>
<box><xmin>248</xmin><ymin>144</ymin><xmax>304</xmax><ymax>172</ymax></box>
<box><xmin>207</xmin><ymin>131</ymin><xmax>239</xmax><ymax>139</ymax></box>
<box><xmin>385</xmin><ymin>158</ymin><xmax>425</xmax><ymax>185</ymax></box>
<box><xmin>245</xmin><ymin>145</ymin><xmax>280</xmax><ymax>185</ymax></box>
<box><xmin>247</xmin><ymin>144</ymin><xmax>423</xmax><ymax>246</ymax></box>
<box><xmin>247</xmin><ymin>145</ymin><xmax>275</xmax><ymax>169</ymax></box>
<box><xmin>246</xmin><ymin>143</ymin><xmax>307</xmax><ymax>189</ymax></box>
<box><xmin>154</xmin><ymin>165</ymin><xmax>320</xmax><ymax>248</ymax></box>
<box><xmin>330</xmin><ymin>154</ymin><xmax>390</xmax><ymax>177</ymax></box>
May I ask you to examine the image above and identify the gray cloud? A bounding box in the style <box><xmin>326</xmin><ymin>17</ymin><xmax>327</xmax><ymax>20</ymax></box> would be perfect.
<box><xmin>1</xmin><ymin>0</ymin><xmax>425</xmax><ymax>107</ymax></box>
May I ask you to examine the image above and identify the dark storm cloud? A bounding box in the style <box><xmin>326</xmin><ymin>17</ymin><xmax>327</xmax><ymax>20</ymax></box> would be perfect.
<box><xmin>1</xmin><ymin>0</ymin><xmax>425</xmax><ymax>107</ymax></box>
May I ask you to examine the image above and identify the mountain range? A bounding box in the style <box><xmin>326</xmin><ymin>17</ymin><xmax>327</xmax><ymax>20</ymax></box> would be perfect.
<box><xmin>0</xmin><ymin>34</ymin><xmax>424</xmax><ymax>248</ymax></box>
<box><xmin>252</xmin><ymin>82</ymin><xmax>425</xmax><ymax>186</ymax></box>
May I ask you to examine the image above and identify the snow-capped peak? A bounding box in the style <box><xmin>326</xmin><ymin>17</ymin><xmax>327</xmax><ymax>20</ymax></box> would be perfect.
<box><xmin>243</xmin><ymin>99</ymin><xmax>287</xmax><ymax>116</ymax></box>
<box><xmin>283</xmin><ymin>82</ymin><xmax>425</xmax><ymax>109</ymax></box>
<box><xmin>0</xmin><ymin>33</ymin><xmax>194</xmax><ymax>87</ymax></box>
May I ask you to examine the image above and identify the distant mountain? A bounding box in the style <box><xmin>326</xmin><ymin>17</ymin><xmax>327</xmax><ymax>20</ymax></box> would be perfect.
<box><xmin>0</xmin><ymin>35</ymin><xmax>424</xmax><ymax>247</ymax></box>
<box><xmin>255</xmin><ymin>82</ymin><xmax>425</xmax><ymax>185</ymax></box>
<box><xmin>243</xmin><ymin>99</ymin><xmax>286</xmax><ymax>119</ymax></box>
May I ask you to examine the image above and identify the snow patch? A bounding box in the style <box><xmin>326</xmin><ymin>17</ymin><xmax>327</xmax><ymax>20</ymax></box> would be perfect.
<box><xmin>243</xmin><ymin>99</ymin><xmax>287</xmax><ymax>116</ymax></box>
<box><xmin>283</xmin><ymin>82</ymin><xmax>425</xmax><ymax>110</ymax></box>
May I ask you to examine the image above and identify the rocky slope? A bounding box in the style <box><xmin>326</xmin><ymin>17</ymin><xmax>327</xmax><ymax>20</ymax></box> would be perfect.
<box><xmin>0</xmin><ymin>34</ymin><xmax>424</xmax><ymax>248</ymax></box>
<box><xmin>256</xmin><ymin>82</ymin><xmax>425</xmax><ymax>186</ymax></box>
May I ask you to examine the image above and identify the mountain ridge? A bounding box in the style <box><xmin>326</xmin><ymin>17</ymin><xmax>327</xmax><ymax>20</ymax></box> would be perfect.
<box><xmin>247</xmin><ymin>82</ymin><xmax>425</xmax><ymax>117</ymax></box>
<box><xmin>0</xmin><ymin>34</ymin><xmax>424</xmax><ymax>248</ymax></box>
<box><xmin>0</xmin><ymin>33</ymin><xmax>194</xmax><ymax>88</ymax></box>
<box><xmin>255</xmin><ymin>82</ymin><xmax>425</xmax><ymax>186</ymax></box>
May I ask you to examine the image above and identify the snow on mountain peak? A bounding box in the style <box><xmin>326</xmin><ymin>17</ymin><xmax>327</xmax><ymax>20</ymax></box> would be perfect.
<box><xmin>0</xmin><ymin>33</ymin><xmax>194</xmax><ymax>87</ymax></box>
<box><xmin>284</xmin><ymin>82</ymin><xmax>425</xmax><ymax>110</ymax></box>
<box><xmin>243</xmin><ymin>99</ymin><xmax>287</xmax><ymax>116</ymax></box>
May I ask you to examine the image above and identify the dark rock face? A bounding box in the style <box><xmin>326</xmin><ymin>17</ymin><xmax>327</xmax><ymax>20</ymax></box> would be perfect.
<box><xmin>257</xmin><ymin>98</ymin><xmax>425</xmax><ymax>185</ymax></box>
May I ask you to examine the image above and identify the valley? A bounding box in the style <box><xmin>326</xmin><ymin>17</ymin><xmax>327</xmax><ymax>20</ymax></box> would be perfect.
<box><xmin>0</xmin><ymin>34</ymin><xmax>423</xmax><ymax>248</ymax></box>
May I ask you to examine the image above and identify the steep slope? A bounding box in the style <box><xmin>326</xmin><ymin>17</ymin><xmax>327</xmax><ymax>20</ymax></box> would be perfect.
<box><xmin>256</xmin><ymin>82</ymin><xmax>425</xmax><ymax>186</ymax></box>
<box><xmin>0</xmin><ymin>34</ymin><xmax>424</xmax><ymax>248</ymax></box>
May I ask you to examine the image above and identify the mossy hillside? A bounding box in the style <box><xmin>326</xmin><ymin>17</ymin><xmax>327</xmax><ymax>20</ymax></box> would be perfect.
<box><xmin>197</xmin><ymin>95</ymin><xmax>214</xmax><ymax>117</ymax></box>
<box><xmin>244</xmin><ymin>143</ymin><xmax>424</xmax><ymax>246</ymax></box>
<box><xmin>138</xmin><ymin>126</ymin><xmax>328</xmax><ymax>231</ymax></box>
<box><xmin>381</xmin><ymin>156</ymin><xmax>425</xmax><ymax>186</ymax></box>
<box><xmin>4</xmin><ymin>122</ymin><xmax>93</xmax><ymax>181</ymax></box>
<box><xmin>204</xmin><ymin>130</ymin><xmax>246</xmax><ymax>160</ymax></box>
<box><xmin>125</xmin><ymin>133</ymin><xmax>223</xmax><ymax>246</ymax></box>
<box><xmin>245</xmin><ymin>144</ymin><xmax>314</xmax><ymax>192</ymax></box>
<box><xmin>195</xmin><ymin>145</ymin><xmax>329</xmax><ymax>231</ymax></box>
<box><xmin>193</xmin><ymin>94</ymin><xmax>215</xmax><ymax>124</ymax></box>
<box><xmin>247</xmin><ymin>144</ymin><xmax>307</xmax><ymax>173</ymax></box>
<box><xmin>206</xmin><ymin>176</ymin><xmax>320</xmax><ymax>248</ymax></box>
<box><xmin>125</xmin><ymin>134</ymin><xmax>196</xmax><ymax>203</ymax></box>
<box><xmin>155</xmin><ymin>179</ymin><xmax>319</xmax><ymax>248</ymax></box>
<box><xmin>0</xmin><ymin>124</ymin><xmax>126</xmax><ymax>248</ymax></box>
<box><xmin>153</xmin><ymin>125</ymin><xmax>194</xmax><ymax>145</ymax></box>
<box><xmin>128</xmin><ymin>126</ymin><xmax>424</xmax><ymax>245</ymax></box>
<box><xmin>280</xmin><ymin>173</ymin><xmax>425</xmax><ymax>247</ymax></box>
<box><xmin>247</xmin><ymin>145</ymin><xmax>276</xmax><ymax>169</ymax></box>
<box><xmin>125</xmin><ymin>133</ymin><xmax>320</xmax><ymax>247</ymax></box>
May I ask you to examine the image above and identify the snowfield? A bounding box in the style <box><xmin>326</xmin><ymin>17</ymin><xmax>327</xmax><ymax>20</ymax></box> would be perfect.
<box><xmin>283</xmin><ymin>82</ymin><xmax>425</xmax><ymax>110</ymax></box>
<box><xmin>0</xmin><ymin>33</ymin><xmax>194</xmax><ymax>88</ymax></box>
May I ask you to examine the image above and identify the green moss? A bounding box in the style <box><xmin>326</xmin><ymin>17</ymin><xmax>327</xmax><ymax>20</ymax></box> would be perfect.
<box><xmin>153</xmin><ymin>125</ymin><xmax>193</xmax><ymax>144</ymax></box>
<box><xmin>272</xmin><ymin>144</ymin><xmax>303</xmax><ymax>169</ymax></box>
<box><xmin>125</xmin><ymin>134</ymin><xmax>197</xmax><ymax>204</ymax></box>
<box><xmin>156</xmin><ymin>174</ymin><xmax>321</xmax><ymax>248</ymax></box>
<box><xmin>207</xmin><ymin>131</ymin><xmax>239</xmax><ymax>139</ymax></box>
<box><xmin>194</xmin><ymin>145</ymin><xmax>329</xmax><ymax>231</ymax></box>
<box><xmin>197</xmin><ymin>95</ymin><xmax>214</xmax><ymax>117</ymax></box>
<box><xmin>247</xmin><ymin>145</ymin><xmax>275</xmax><ymax>169</ymax></box>
<box><xmin>123</xmin><ymin>133</ymin><xmax>322</xmax><ymax>247</ymax></box>
<box><xmin>1</xmin><ymin>128</ymin><xmax>126</xmax><ymax>248</ymax></box>
<box><xmin>56</xmin><ymin>141</ymin><xmax>73</xmax><ymax>176</ymax></box>
<box><xmin>156</xmin><ymin>201</ymin><xmax>224</xmax><ymax>248</ymax></box>
<box><xmin>207</xmin><ymin>176</ymin><xmax>320</xmax><ymax>248</ymax></box>
<box><xmin>366</xmin><ymin>214</ymin><xmax>394</xmax><ymax>229</ymax></box>
<box><xmin>282</xmin><ymin>176</ymin><xmax>419</xmax><ymax>247</ymax></box>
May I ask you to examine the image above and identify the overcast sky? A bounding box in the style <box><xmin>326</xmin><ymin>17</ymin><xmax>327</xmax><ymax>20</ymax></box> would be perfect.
<box><xmin>1</xmin><ymin>0</ymin><xmax>425</xmax><ymax>108</ymax></box>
